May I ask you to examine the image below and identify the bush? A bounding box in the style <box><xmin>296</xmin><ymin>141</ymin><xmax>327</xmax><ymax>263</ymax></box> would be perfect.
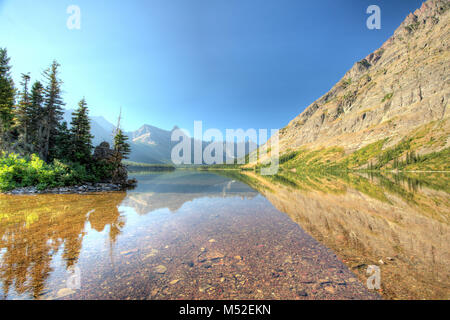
<box><xmin>279</xmin><ymin>150</ymin><xmax>300</xmax><ymax>164</ymax></box>
<box><xmin>0</xmin><ymin>153</ymin><xmax>110</xmax><ymax>191</ymax></box>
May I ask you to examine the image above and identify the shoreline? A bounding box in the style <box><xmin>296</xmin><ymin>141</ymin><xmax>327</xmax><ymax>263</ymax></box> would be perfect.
<box><xmin>2</xmin><ymin>182</ymin><xmax>133</xmax><ymax>195</ymax></box>
<box><xmin>3</xmin><ymin>168</ymin><xmax>448</xmax><ymax>195</ymax></box>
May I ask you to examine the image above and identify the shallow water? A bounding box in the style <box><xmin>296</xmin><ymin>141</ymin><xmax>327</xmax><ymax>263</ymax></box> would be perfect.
<box><xmin>0</xmin><ymin>170</ymin><xmax>448</xmax><ymax>300</ymax></box>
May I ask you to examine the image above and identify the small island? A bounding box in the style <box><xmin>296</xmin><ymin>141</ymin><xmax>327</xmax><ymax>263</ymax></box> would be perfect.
<box><xmin>0</xmin><ymin>48</ymin><xmax>135</xmax><ymax>194</ymax></box>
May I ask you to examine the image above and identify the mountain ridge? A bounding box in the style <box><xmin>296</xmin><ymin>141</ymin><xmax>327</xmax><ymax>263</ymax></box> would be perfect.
<box><xmin>256</xmin><ymin>0</ymin><xmax>449</xmax><ymax>170</ymax></box>
<box><xmin>63</xmin><ymin>110</ymin><xmax>257</xmax><ymax>164</ymax></box>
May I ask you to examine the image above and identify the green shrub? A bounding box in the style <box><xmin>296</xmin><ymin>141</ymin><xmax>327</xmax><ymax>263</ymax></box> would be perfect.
<box><xmin>279</xmin><ymin>150</ymin><xmax>300</xmax><ymax>164</ymax></box>
<box><xmin>0</xmin><ymin>153</ymin><xmax>111</xmax><ymax>191</ymax></box>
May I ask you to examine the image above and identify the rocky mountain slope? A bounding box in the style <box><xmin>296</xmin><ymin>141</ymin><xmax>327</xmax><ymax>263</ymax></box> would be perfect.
<box><xmin>258</xmin><ymin>0</ymin><xmax>449</xmax><ymax>170</ymax></box>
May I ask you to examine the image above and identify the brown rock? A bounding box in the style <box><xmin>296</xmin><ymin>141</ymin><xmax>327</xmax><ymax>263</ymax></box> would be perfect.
<box><xmin>205</xmin><ymin>250</ymin><xmax>224</xmax><ymax>261</ymax></box>
<box><xmin>154</xmin><ymin>265</ymin><xmax>167</xmax><ymax>274</ymax></box>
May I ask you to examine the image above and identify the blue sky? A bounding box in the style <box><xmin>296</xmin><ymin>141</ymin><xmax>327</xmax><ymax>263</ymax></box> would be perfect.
<box><xmin>0</xmin><ymin>0</ymin><xmax>424</xmax><ymax>133</ymax></box>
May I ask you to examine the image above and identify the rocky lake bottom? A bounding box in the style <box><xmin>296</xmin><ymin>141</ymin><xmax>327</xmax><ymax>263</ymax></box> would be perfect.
<box><xmin>0</xmin><ymin>171</ymin><xmax>448</xmax><ymax>300</ymax></box>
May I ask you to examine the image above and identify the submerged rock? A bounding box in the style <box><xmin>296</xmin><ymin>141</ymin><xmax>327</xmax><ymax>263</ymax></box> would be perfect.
<box><xmin>154</xmin><ymin>265</ymin><xmax>167</xmax><ymax>274</ymax></box>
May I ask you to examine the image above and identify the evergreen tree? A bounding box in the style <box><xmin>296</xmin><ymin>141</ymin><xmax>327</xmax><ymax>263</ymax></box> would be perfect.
<box><xmin>109</xmin><ymin>110</ymin><xmax>131</xmax><ymax>184</ymax></box>
<box><xmin>54</xmin><ymin>121</ymin><xmax>72</xmax><ymax>161</ymax></box>
<box><xmin>114</xmin><ymin>128</ymin><xmax>131</xmax><ymax>160</ymax></box>
<box><xmin>42</xmin><ymin>60</ymin><xmax>65</xmax><ymax>162</ymax></box>
<box><xmin>15</xmin><ymin>73</ymin><xmax>32</xmax><ymax>147</ymax></box>
<box><xmin>113</xmin><ymin>109</ymin><xmax>131</xmax><ymax>162</ymax></box>
<box><xmin>0</xmin><ymin>48</ymin><xmax>16</xmax><ymax>149</ymax></box>
<box><xmin>70</xmin><ymin>98</ymin><xmax>93</xmax><ymax>163</ymax></box>
<box><xmin>29</xmin><ymin>81</ymin><xmax>45</xmax><ymax>153</ymax></box>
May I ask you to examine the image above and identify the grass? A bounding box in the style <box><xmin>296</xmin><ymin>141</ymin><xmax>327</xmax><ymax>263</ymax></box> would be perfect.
<box><xmin>123</xmin><ymin>160</ymin><xmax>175</xmax><ymax>172</ymax></box>
<box><xmin>382</xmin><ymin>92</ymin><xmax>394</xmax><ymax>102</ymax></box>
<box><xmin>402</xmin><ymin>148</ymin><xmax>450</xmax><ymax>171</ymax></box>
<box><xmin>202</xmin><ymin>120</ymin><xmax>449</xmax><ymax>173</ymax></box>
<box><xmin>343</xmin><ymin>139</ymin><xmax>387</xmax><ymax>169</ymax></box>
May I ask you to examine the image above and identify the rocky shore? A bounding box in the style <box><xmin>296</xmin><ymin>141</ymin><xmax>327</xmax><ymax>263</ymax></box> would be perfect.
<box><xmin>4</xmin><ymin>180</ymin><xmax>137</xmax><ymax>195</ymax></box>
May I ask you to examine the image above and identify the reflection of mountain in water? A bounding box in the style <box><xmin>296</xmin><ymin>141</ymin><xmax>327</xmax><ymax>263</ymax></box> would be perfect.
<box><xmin>236</xmin><ymin>171</ymin><xmax>450</xmax><ymax>300</ymax></box>
<box><xmin>122</xmin><ymin>171</ymin><xmax>258</xmax><ymax>214</ymax></box>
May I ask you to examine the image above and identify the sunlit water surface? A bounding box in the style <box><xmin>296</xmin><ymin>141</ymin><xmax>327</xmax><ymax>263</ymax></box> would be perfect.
<box><xmin>0</xmin><ymin>170</ymin><xmax>448</xmax><ymax>300</ymax></box>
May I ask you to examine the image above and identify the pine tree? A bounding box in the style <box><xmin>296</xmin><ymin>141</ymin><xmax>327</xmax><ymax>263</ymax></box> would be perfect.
<box><xmin>0</xmin><ymin>48</ymin><xmax>16</xmax><ymax>149</ymax></box>
<box><xmin>42</xmin><ymin>60</ymin><xmax>65</xmax><ymax>162</ymax></box>
<box><xmin>53</xmin><ymin>121</ymin><xmax>72</xmax><ymax>161</ymax></box>
<box><xmin>15</xmin><ymin>73</ymin><xmax>32</xmax><ymax>147</ymax></box>
<box><xmin>114</xmin><ymin>128</ymin><xmax>131</xmax><ymax>160</ymax></box>
<box><xmin>113</xmin><ymin>109</ymin><xmax>131</xmax><ymax>162</ymax></box>
<box><xmin>70</xmin><ymin>98</ymin><xmax>93</xmax><ymax>163</ymax></box>
<box><xmin>110</xmin><ymin>110</ymin><xmax>131</xmax><ymax>184</ymax></box>
<box><xmin>29</xmin><ymin>81</ymin><xmax>45</xmax><ymax>153</ymax></box>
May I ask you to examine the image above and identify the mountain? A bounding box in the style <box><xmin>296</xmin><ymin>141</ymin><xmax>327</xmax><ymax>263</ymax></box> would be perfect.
<box><xmin>257</xmin><ymin>0</ymin><xmax>449</xmax><ymax>171</ymax></box>
<box><xmin>63</xmin><ymin>110</ymin><xmax>257</xmax><ymax>164</ymax></box>
<box><xmin>122</xmin><ymin>171</ymin><xmax>258</xmax><ymax>214</ymax></box>
<box><xmin>127</xmin><ymin>124</ymin><xmax>258</xmax><ymax>164</ymax></box>
<box><xmin>63</xmin><ymin>110</ymin><xmax>113</xmax><ymax>146</ymax></box>
<box><xmin>127</xmin><ymin>124</ymin><xmax>174</xmax><ymax>164</ymax></box>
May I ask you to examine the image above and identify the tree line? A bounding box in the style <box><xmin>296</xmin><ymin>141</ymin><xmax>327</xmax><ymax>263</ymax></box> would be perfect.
<box><xmin>0</xmin><ymin>47</ymin><xmax>131</xmax><ymax>189</ymax></box>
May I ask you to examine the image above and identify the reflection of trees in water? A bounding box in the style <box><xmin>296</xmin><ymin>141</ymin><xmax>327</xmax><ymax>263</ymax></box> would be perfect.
<box><xmin>364</xmin><ymin>171</ymin><xmax>449</xmax><ymax>195</ymax></box>
<box><xmin>0</xmin><ymin>192</ymin><xmax>127</xmax><ymax>299</ymax></box>
<box><xmin>246</xmin><ymin>169</ymin><xmax>449</xmax><ymax>212</ymax></box>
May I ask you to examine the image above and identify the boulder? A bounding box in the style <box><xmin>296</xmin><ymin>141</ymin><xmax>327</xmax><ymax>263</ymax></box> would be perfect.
<box><xmin>93</xmin><ymin>142</ymin><xmax>115</xmax><ymax>162</ymax></box>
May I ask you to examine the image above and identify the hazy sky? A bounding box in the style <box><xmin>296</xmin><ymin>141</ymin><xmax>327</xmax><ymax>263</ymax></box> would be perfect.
<box><xmin>0</xmin><ymin>0</ymin><xmax>424</xmax><ymax>133</ymax></box>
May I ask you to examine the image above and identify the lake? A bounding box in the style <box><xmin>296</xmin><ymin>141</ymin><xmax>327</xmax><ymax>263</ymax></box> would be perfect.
<box><xmin>0</xmin><ymin>170</ymin><xmax>448</xmax><ymax>300</ymax></box>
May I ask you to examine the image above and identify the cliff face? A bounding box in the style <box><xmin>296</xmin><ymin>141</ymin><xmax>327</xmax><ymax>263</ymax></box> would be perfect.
<box><xmin>267</xmin><ymin>0</ymin><xmax>449</xmax><ymax>162</ymax></box>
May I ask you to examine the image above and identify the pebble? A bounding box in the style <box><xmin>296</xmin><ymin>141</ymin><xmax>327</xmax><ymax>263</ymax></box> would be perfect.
<box><xmin>143</xmin><ymin>249</ymin><xmax>159</xmax><ymax>259</ymax></box>
<box><xmin>199</xmin><ymin>285</ymin><xmax>212</xmax><ymax>293</ymax></box>
<box><xmin>324</xmin><ymin>286</ymin><xmax>335</xmax><ymax>294</ymax></box>
<box><xmin>56</xmin><ymin>288</ymin><xmax>75</xmax><ymax>298</ymax></box>
<box><xmin>297</xmin><ymin>289</ymin><xmax>308</xmax><ymax>297</ymax></box>
<box><xmin>205</xmin><ymin>250</ymin><xmax>224</xmax><ymax>261</ymax></box>
<box><xmin>154</xmin><ymin>265</ymin><xmax>167</xmax><ymax>274</ymax></box>
<box><xmin>120</xmin><ymin>248</ymin><xmax>138</xmax><ymax>256</ymax></box>
<box><xmin>284</xmin><ymin>256</ymin><xmax>293</xmax><ymax>264</ymax></box>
